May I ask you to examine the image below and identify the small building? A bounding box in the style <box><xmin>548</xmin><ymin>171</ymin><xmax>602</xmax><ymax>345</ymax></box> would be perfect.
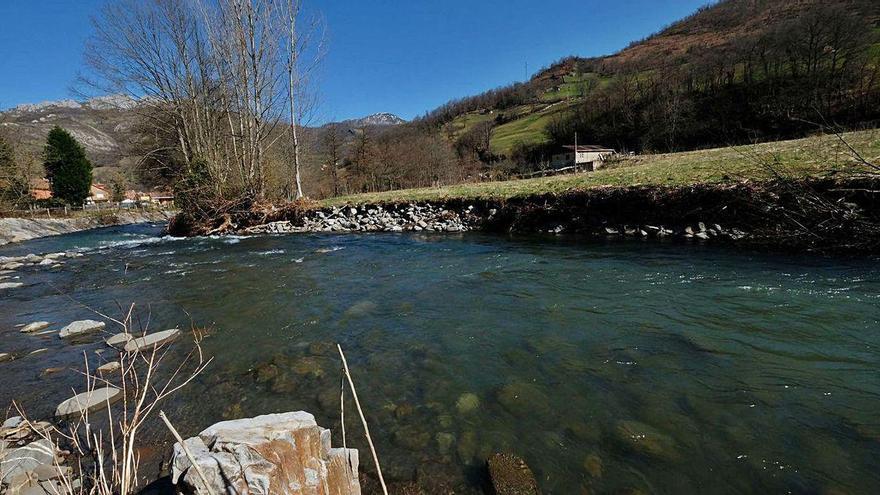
<box><xmin>30</xmin><ymin>178</ymin><xmax>52</xmax><ymax>200</ymax></box>
<box><xmin>550</xmin><ymin>145</ymin><xmax>615</xmax><ymax>171</ymax></box>
<box><xmin>86</xmin><ymin>184</ymin><xmax>112</xmax><ymax>204</ymax></box>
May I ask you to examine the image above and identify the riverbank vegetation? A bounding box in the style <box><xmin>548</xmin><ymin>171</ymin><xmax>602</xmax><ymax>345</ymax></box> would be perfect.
<box><xmin>320</xmin><ymin>129</ymin><xmax>880</xmax><ymax>205</ymax></box>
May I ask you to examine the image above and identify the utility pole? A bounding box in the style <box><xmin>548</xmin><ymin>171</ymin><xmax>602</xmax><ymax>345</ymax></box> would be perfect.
<box><xmin>574</xmin><ymin>132</ymin><xmax>578</xmax><ymax>169</ymax></box>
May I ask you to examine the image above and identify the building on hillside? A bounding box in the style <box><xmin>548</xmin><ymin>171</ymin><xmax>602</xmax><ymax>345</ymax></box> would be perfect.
<box><xmin>86</xmin><ymin>184</ymin><xmax>112</xmax><ymax>204</ymax></box>
<box><xmin>550</xmin><ymin>145</ymin><xmax>615</xmax><ymax>171</ymax></box>
<box><xmin>30</xmin><ymin>178</ymin><xmax>52</xmax><ymax>200</ymax></box>
<box><xmin>148</xmin><ymin>191</ymin><xmax>175</xmax><ymax>206</ymax></box>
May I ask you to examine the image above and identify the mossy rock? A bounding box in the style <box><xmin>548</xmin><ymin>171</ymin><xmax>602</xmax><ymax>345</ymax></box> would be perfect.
<box><xmin>456</xmin><ymin>392</ymin><xmax>480</xmax><ymax>414</ymax></box>
<box><xmin>583</xmin><ymin>453</ymin><xmax>603</xmax><ymax>479</ymax></box>
<box><xmin>487</xmin><ymin>452</ymin><xmax>540</xmax><ymax>495</ymax></box>
<box><xmin>612</xmin><ymin>420</ymin><xmax>680</xmax><ymax>462</ymax></box>
<box><xmin>497</xmin><ymin>381</ymin><xmax>553</xmax><ymax>419</ymax></box>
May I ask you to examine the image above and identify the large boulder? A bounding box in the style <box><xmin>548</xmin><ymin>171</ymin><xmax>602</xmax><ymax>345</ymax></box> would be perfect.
<box><xmin>171</xmin><ymin>411</ymin><xmax>360</xmax><ymax>495</ymax></box>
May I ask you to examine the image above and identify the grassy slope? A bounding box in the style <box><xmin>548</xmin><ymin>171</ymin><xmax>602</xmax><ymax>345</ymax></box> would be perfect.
<box><xmin>321</xmin><ymin>129</ymin><xmax>880</xmax><ymax>206</ymax></box>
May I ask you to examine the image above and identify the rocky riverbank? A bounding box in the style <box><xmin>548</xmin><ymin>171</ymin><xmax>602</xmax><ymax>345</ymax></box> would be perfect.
<box><xmin>213</xmin><ymin>177</ymin><xmax>879</xmax><ymax>253</ymax></box>
<box><xmin>0</xmin><ymin>210</ymin><xmax>172</xmax><ymax>246</ymax></box>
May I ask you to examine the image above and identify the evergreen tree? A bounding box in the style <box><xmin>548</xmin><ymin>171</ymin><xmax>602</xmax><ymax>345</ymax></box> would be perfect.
<box><xmin>43</xmin><ymin>127</ymin><xmax>93</xmax><ymax>205</ymax></box>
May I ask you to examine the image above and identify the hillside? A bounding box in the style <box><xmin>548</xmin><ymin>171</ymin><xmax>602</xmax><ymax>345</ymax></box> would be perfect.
<box><xmin>320</xmin><ymin>129</ymin><xmax>880</xmax><ymax>205</ymax></box>
<box><xmin>433</xmin><ymin>0</ymin><xmax>880</xmax><ymax>158</ymax></box>
<box><xmin>0</xmin><ymin>97</ymin><xmax>139</xmax><ymax>183</ymax></box>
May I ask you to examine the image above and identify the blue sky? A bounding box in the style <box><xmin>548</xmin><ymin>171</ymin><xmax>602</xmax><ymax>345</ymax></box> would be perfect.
<box><xmin>0</xmin><ymin>0</ymin><xmax>707</xmax><ymax>123</ymax></box>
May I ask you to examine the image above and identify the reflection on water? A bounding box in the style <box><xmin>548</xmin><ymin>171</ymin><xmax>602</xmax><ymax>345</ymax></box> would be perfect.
<box><xmin>1</xmin><ymin>225</ymin><xmax>879</xmax><ymax>493</ymax></box>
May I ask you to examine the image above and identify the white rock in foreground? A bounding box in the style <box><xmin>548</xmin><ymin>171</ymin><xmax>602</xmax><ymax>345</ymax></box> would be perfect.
<box><xmin>58</xmin><ymin>320</ymin><xmax>105</xmax><ymax>338</ymax></box>
<box><xmin>55</xmin><ymin>387</ymin><xmax>121</xmax><ymax>419</ymax></box>
<box><xmin>123</xmin><ymin>329</ymin><xmax>181</xmax><ymax>353</ymax></box>
<box><xmin>21</xmin><ymin>321</ymin><xmax>51</xmax><ymax>333</ymax></box>
<box><xmin>172</xmin><ymin>411</ymin><xmax>360</xmax><ymax>495</ymax></box>
<box><xmin>0</xmin><ymin>282</ymin><xmax>23</xmax><ymax>290</ymax></box>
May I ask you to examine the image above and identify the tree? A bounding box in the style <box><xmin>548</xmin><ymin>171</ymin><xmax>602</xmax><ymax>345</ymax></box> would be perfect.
<box><xmin>321</xmin><ymin>125</ymin><xmax>343</xmax><ymax>196</ymax></box>
<box><xmin>0</xmin><ymin>134</ymin><xmax>29</xmax><ymax>205</ymax></box>
<box><xmin>44</xmin><ymin>127</ymin><xmax>93</xmax><ymax>205</ymax></box>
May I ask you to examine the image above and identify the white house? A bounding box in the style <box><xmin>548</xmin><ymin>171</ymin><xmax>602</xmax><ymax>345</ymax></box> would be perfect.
<box><xmin>550</xmin><ymin>145</ymin><xmax>615</xmax><ymax>171</ymax></box>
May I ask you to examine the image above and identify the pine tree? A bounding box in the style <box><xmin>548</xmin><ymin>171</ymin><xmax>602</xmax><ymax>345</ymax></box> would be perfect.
<box><xmin>44</xmin><ymin>127</ymin><xmax>93</xmax><ymax>205</ymax></box>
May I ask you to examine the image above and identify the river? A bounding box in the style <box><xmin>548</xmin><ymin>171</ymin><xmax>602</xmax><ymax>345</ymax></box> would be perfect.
<box><xmin>1</xmin><ymin>224</ymin><xmax>878</xmax><ymax>493</ymax></box>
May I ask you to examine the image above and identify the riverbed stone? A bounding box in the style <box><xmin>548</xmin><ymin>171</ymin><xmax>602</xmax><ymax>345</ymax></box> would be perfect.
<box><xmin>105</xmin><ymin>332</ymin><xmax>133</xmax><ymax>348</ymax></box>
<box><xmin>613</xmin><ymin>420</ymin><xmax>679</xmax><ymax>461</ymax></box>
<box><xmin>20</xmin><ymin>322</ymin><xmax>51</xmax><ymax>334</ymax></box>
<box><xmin>58</xmin><ymin>320</ymin><xmax>105</xmax><ymax>338</ymax></box>
<box><xmin>55</xmin><ymin>387</ymin><xmax>121</xmax><ymax>419</ymax></box>
<box><xmin>487</xmin><ymin>453</ymin><xmax>540</xmax><ymax>495</ymax></box>
<box><xmin>497</xmin><ymin>382</ymin><xmax>553</xmax><ymax>419</ymax></box>
<box><xmin>171</xmin><ymin>411</ymin><xmax>360</xmax><ymax>495</ymax></box>
<box><xmin>0</xmin><ymin>353</ymin><xmax>11</xmax><ymax>363</ymax></box>
<box><xmin>0</xmin><ymin>282</ymin><xmax>24</xmax><ymax>290</ymax></box>
<box><xmin>583</xmin><ymin>453</ymin><xmax>603</xmax><ymax>479</ymax></box>
<box><xmin>456</xmin><ymin>392</ymin><xmax>480</xmax><ymax>414</ymax></box>
<box><xmin>123</xmin><ymin>328</ymin><xmax>181</xmax><ymax>352</ymax></box>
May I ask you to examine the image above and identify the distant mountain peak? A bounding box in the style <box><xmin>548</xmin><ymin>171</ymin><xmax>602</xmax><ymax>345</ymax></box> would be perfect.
<box><xmin>4</xmin><ymin>95</ymin><xmax>140</xmax><ymax>115</ymax></box>
<box><xmin>342</xmin><ymin>112</ymin><xmax>406</xmax><ymax>127</ymax></box>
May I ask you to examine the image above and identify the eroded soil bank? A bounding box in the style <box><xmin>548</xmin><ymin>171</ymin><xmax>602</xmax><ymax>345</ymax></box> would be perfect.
<box><xmin>168</xmin><ymin>177</ymin><xmax>880</xmax><ymax>253</ymax></box>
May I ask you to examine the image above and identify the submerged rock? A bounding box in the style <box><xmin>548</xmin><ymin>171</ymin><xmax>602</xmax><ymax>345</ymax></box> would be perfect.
<box><xmin>487</xmin><ymin>453</ymin><xmax>540</xmax><ymax>495</ymax></box>
<box><xmin>456</xmin><ymin>392</ymin><xmax>480</xmax><ymax>414</ymax></box>
<box><xmin>20</xmin><ymin>322</ymin><xmax>50</xmax><ymax>334</ymax></box>
<box><xmin>55</xmin><ymin>387</ymin><xmax>121</xmax><ymax>419</ymax></box>
<box><xmin>613</xmin><ymin>420</ymin><xmax>679</xmax><ymax>461</ymax></box>
<box><xmin>58</xmin><ymin>320</ymin><xmax>105</xmax><ymax>339</ymax></box>
<box><xmin>171</xmin><ymin>411</ymin><xmax>360</xmax><ymax>495</ymax></box>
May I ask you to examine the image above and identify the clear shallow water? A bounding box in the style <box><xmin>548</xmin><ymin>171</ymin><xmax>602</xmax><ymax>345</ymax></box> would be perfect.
<box><xmin>1</xmin><ymin>225</ymin><xmax>879</xmax><ymax>493</ymax></box>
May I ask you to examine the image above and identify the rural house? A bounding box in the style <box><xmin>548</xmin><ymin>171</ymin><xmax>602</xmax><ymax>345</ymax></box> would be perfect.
<box><xmin>550</xmin><ymin>145</ymin><xmax>615</xmax><ymax>171</ymax></box>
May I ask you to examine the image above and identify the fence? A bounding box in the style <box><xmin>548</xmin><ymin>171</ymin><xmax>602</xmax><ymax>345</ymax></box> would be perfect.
<box><xmin>0</xmin><ymin>202</ymin><xmax>169</xmax><ymax>219</ymax></box>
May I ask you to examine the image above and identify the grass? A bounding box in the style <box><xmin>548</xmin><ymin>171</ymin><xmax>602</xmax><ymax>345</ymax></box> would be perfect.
<box><xmin>320</xmin><ymin>129</ymin><xmax>880</xmax><ymax>207</ymax></box>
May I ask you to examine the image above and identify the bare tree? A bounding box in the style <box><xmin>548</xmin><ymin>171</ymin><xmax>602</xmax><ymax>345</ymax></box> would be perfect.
<box><xmin>82</xmin><ymin>0</ymin><xmax>323</xmax><ymax>207</ymax></box>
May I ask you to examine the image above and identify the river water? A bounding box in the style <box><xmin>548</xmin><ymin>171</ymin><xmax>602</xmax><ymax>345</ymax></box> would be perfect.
<box><xmin>1</xmin><ymin>224</ymin><xmax>879</xmax><ymax>493</ymax></box>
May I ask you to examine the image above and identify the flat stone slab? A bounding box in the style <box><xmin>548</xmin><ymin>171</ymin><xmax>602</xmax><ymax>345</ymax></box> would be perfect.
<box><xmin>0</xmin><ymin>282</ymin><xmax>24</xmax><ymax>290</ymax></box>
<box><xmin>124</xmin><ymin>329</ymin><xmax>181</xmax><ymax>353</ymax></box>
<box><xmin>0</xmin><ymin>353</ymin><xmax>11</xmax><ymax>363</ymax></box>
<box><xmin>96</xmin><ymin>361</ymin><xmax>121</xmax><ymax>374</ymax></box>
<box><xmin>21</xmin><ymin>322</ymin><xmax>51</xmax><ymax>334</ymax></box>
<box><xmin>105</xmin><ymin>332</ymin><xmax>133</xmax><ymax>348</ymax></box>
<box><xmin>58</xmin><ymin>320</ymin><xmax>105</xmax><ymax>339</ymax></box>
<box><xmin>55</xmin><ymin>387</ymin><xmax>121</xmax><ymax>419</ymax></box>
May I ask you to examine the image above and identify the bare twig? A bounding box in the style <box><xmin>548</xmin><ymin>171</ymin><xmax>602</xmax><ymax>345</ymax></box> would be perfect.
<box><xmin>159</xmin><ymin>411</ymin><xmax>217</xmax><ymax>495</ymax></box>
<box><xmin>337</xmin><ymin>344</ymin><xmax>387</xmax><ymax>495</ymax></box>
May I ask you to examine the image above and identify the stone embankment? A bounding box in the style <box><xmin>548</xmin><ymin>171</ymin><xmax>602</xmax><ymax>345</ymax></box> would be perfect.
<box><xmin>241</xmin><ymin>202</ymin><xmax>748</xmax><ymax>242</ymax></box>
<box><xmin>0</xmin><ymin>210</ymin><xmax>171</xmax><ymax>246</ymax></box>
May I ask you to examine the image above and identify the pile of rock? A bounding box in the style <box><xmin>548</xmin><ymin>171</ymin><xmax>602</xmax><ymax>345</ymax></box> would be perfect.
<box><xmin>244</xmin><ymin>204</ymin><xmax>478</xmax><ymax>235</ymax></box>
<box><xmin>171</xmin><ymin>411</ymin><xmax>360</xmax><ymax>495</ymax></box>
<box><xmin>601</xmin><ymin>222</ymin><xmax>747</xmax><ymax>241</ymax></box>
<box><xmin>0</xmin><ymin>417</ymin><xmax>78</xmax><ymax>494</ymax></box>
